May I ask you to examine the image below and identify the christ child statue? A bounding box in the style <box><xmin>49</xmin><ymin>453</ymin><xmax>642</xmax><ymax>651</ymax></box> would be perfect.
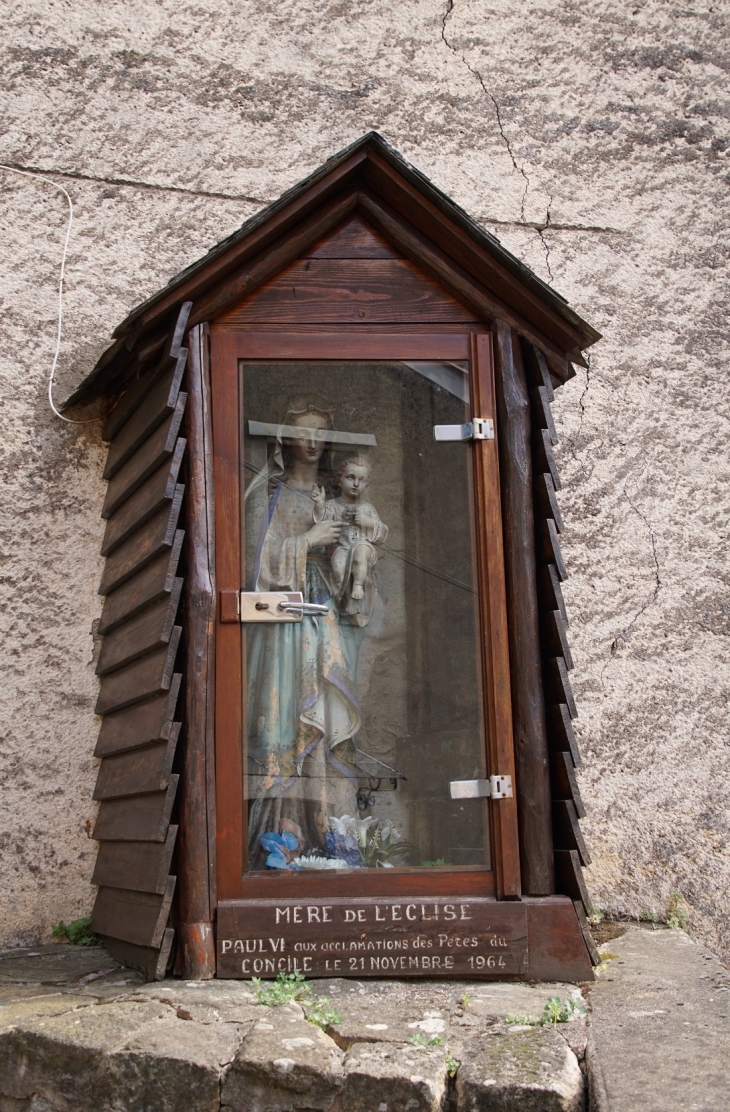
<box><xmin>311</xmin><ymin>455</ymin><xmax>388</xmax><ymax>607</ymax></box>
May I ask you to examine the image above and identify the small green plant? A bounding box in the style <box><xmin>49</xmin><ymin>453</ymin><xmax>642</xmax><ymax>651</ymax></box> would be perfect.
<box><xmin>420</xmin><ymin>858</ymin><xmax>446</xmax><ymax>867</ymax></box>
<box><xmin>543</xmin><ymin>996</ymin><xmax>586</xmax><ymax>1026</ymax></box>
<box><xmin>306</xmin><ymin>996</ymin><xmax>342</xmax><ymax>1030</ymax></box>
<box><xmin>51</xmin><ymin>918</ymin><xmax>99</xmax><ymax>946</ymax></box>
<box><xmin>409</xmin><ymin>1032</ymin><xmax>443</xmax><ymax>1047</ymax></box>
<box><xmin>250</xmin><ymin>972</ymin><xmax>341</xmax><ymax>1031</ymax></box>
<box><xmin>587</xmin><ymin>908</ymin><xmax>604</xmax><ymax>926</ymax></box>
<box><xmin>251</xmin><ymin>971</ymin><xmax>310</xmax><ymax>1007</ymax></box>
<box><xmin>639</xmin><ymin>909</ymin><xmax>659</xmax><ymax>924</ymax></box>
<box><xmin>445</xmin><ymin>1051</ymin><xmax>460</xmax><ymax>1077</ymax></box>
<box><xmin>506</xmin><ymin>997</ymin><xmax>586</xmax><ymax>1028</ymax></box>
<box><xmin>461</xmin><ymin>992</ymin><xmax>471</xmax><ymax>1009</ymax></box>
<box><xmin>667</xmin><ymin>892</ymin><xmax>691</xmax><ymax>933</ymax></box>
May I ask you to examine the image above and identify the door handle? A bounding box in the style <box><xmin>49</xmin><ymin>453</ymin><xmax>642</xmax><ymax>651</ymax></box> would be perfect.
<box><xmin>236</xmin><ymin>591</ymin><xmax>329</xmax><ymax>623</ymax></box>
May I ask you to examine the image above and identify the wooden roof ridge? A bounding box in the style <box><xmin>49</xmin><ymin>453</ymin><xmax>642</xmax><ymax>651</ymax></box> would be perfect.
<box><xmin>67</xmin><ymin>132</ymin><xmax>600</xmax><ymax>408</ymax></box>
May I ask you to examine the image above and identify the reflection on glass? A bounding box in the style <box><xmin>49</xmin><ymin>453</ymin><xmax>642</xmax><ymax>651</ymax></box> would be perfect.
<box><xmin>242</xmin><ymin>361</ymin><xmax>490</xmax><ymax>874</ymax></box>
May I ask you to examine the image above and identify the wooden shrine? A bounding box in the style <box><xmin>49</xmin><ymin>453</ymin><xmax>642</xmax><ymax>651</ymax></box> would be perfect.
<box><xmin>70</xmin><ymin>133</ymin><xmax>601</xmax><ymax>982</ymax></box>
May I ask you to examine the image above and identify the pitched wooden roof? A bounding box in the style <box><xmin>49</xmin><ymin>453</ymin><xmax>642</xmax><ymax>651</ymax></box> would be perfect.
<box><xmin>69</xmin><ymin>132</ymin><xmax>600</xmax><ymax>407</ymax></box>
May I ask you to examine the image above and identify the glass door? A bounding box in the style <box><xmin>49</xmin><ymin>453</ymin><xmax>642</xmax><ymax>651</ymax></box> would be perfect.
<box><xmin>240</xmin><ymin>358</ymin><xmax>491</xmax><ymax>877</ymax></box>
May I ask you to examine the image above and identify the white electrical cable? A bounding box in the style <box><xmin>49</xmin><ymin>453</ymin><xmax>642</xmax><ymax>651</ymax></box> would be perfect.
<box><xmin>0</xmin><ymin>165</ymin><xmax>101</xmax><ymax>424</ymax></box>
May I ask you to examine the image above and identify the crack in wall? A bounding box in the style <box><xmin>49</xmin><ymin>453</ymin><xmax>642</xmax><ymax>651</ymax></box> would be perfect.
<box><xmin>536</xmin><ymin>193</ymin><xmax>554</xmax><ymax>282</ymax></box>
<box><xmin>610</xmin><ymin>486</ymin><xmax>662</xmax><ymax>654</ymax></box>
<box><xmin>481</xmin><ymin>217</ymin><xmax>624</xmax><ymax>233</ymax></box>
<box><xmin>1</xmin><ymin>160</ymin><xmax>267</xmax><ymax>205</ymax></box>
<box><xmin>441</xmin><ymin>0</ymin><xmax>530</xmax><ymax>221</ymax></box>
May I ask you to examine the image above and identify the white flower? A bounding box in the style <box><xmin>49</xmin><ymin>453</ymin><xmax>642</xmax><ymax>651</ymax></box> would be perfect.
<box><xmin>329</xmin><ymin>814</ymin><xmax>357</xmax><ymax>837</ymax></box>
<box><xmin>292</xmin><ymin>855</ymin><xmax>348</xmax><ymax>870</ymax></box>
<box><xmin>379</xmin><ymin>823</ymin><xmax>401</xmax><ymax>844</ymax></box>
<box><xmin>348</xmin><ymin>815</ymin><xmax>377</xmax><ymax>846</ymax></box>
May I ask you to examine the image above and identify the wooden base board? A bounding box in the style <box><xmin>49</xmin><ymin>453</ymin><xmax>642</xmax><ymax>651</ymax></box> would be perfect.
<box><xmin>216</xmin><ymin>895</ymin><xmax>594</xmax><ymax>982</ymax></box>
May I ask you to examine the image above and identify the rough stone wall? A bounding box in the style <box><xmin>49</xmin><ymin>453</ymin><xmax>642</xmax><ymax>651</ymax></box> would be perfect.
<box><xmin>2</xmin><ymin>0</ymin><xmax>728</xmax><ymax>955</ymax></box>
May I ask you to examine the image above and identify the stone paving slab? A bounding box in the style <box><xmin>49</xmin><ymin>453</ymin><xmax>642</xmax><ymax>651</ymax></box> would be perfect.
<box><xmin>586</xmin><ymin>927</ymin><xmax>730</xmax><ymax>1112</ymax></box>
<box><xmin>1</xmin><ymin>928</ymin><xmax>726</xmax><ymax>1111</ymax></box>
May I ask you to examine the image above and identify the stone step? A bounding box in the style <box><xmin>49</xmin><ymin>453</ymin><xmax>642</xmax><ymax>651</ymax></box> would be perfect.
<box><xmin>2</xmin><ymin>926</ymin><xmax>726</xmax><ymax>1111</ymax></box>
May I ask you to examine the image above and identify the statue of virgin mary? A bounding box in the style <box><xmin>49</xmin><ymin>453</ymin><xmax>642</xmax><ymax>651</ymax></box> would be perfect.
<box><xmin>244</xmin><ymin>397</ymin><xmax>363</xmax><ymax>869</ymax></box>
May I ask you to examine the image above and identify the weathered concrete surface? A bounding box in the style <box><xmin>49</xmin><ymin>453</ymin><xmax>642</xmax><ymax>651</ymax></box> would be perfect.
<box><xmin>1</xmin><ymin>1</ymin><xmax>730</xmax><ymax>953</ymax></box>
<box><xmin>5</xmin><ymin>932</ymin><xmax>729</xmax><ymax>1111</ymax></box>
<box><xmin>0</xmin><ymin>944</ymin><xmax>588</xmax><ymax>1110</ymax></box>
<box><xmin>587</xmin><ymin>925</ymin><xmax>730</xmax><ymax>1112</ymax></box>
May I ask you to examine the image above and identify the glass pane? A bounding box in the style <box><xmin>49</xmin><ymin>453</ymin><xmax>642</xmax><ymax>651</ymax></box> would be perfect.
<box><xmin>241</xmin><ymin>360</ymin><xmax>490</xmax><ymax>874</ymax></box>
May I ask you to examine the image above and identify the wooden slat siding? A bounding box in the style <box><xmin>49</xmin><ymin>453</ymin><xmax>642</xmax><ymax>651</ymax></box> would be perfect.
<box><xmin>101</xmin><ymin>441</ymin><xmax>186</xmax><ymax>556</ymax></box>
<box><xmin>220</xmin><ymin>257</ymin><xmax>478</xmax><ymax>325</ymax></box>
<box><xmin>102</xmin><ymin>395</ymin><xmax>187</xmax><ymax>519</ymax></box>
<box><xmin>535</xmin><ymin>519</ymin><xmax>568</xmax><ymax>580</ymax></box>
<box><xmin>553</xmin><ymin>800</ymin><xmax>591</xmax><ymax>866</ymax></box>
<box><xmin>545</xmin><ymin>705</ymin><xmax>582</xmax><ymax>767</ymax></box>
<box><xmin>93</xmin><ymin>737</ymin><xmax>178</xmax><ymax>800</ymax></box>
<box><xmin>537</xmin><ymin>564</ymin><xmax>568</xmax><ymax>625</ymax></box>
<box><xmin>92</xmin><ymin>826</ymin><xmax>178</xmax><ymax>893</ymax></box>
<box><xmin>554</xmin><ymin>850</ymin><xmax>595</xmax><ymax>917</ymax></box>
<box><xmin>96</xmin><ymin>579</ymin><xmax>183</xmax><ymax>676</ymax></box>
<box><xmin>100</xmin><ymin>927</ymin><xmax>174</xmax><ymax>982</ymax></box>
<box><xmin>192</xmin><ymin>190</ymin><xmax>359</xmax><ymax>325</ymax></box>
<box><xmin>102</xmin><ymin>343</ymin><xmax>184</xmax><ymax>443</ymax></box>
<box><xmin>101</xmin><ymin>302</ymin><xmax>191</xmax><ymax>439</ymax></box>
<box><xmin>543</xmin><ymin>657</ymin><xmax>578</xmax><ymax>719</ymax></box>
<box><xmin>357</xmin><ymin>190</ymin><xmax>578</xmax><ymax>378</ymax></box>
<box><xmin>99</xmin><ymin>487</ymin><xmax>184</xmax><ymax>595</ymax></box>
<box><xmin>541</xmin><ymin>610</ymin><xmax>574</xmax><ymax>670</ymax></box>
<box><xmin>93</xmin><ymin>777</ymin><xmax>179</xmax><ymax>842</ymax></box>
<box><xmin>492</xmin><ymin>320</ymin><xmax>553</xmax><ymax>896</ymax></box>
<box><xmin>523</xmin><ymin>341</ymin><xmax>555</xmax><ymax>402</ymax></box>
<box><xmin>95</xmin><ymin>685</ymin><xmax>181</xmax><ymax>758</ymax></box>
<box><xmin>533</xmin><ymin>429</ymin><xmax>561</xmax><ymax>490</ymax></box>
<box><xmin>103</xmin><ymin>357</ymin><xmax>188</xmax><ymax>478</ymax></box>
<box><xmin>98</xmin><ymin>531</ymin><xmax>184</xmax><ymax>634</ymax></box>
<box><xmin>95</xmin><ymin>628</ymin><xmax>181</xmax><ymax>715</ymax></box>
<box><xmin>534</xmin><ymin>473</ymin><xmax>564</xmax><ymax>533</ymax></box>
<box><xmin>177</xmin><ymin>322</ymin><xmax>217</xmax><ymax>978</ymax></box>
<box><xmin>91</xmin><ymin>877</ymin><xmax>176</xmax><ymax>948</ymax></box>
<box><xmin>573</xmin><ymin>900</ymin><xmax>602</xmax><ymax>967</ymax></box>
<box><xmin>305</xmin><ymin>214</ymin><xmax>402</xmax><ymax>258</ymax></box>
<box><xmin>530</xmin><ymin>386</ymin><xmax>559</xmax><ymax>446</ymax></box>
<box><xmin>550</xmin><ymin>752</ymin><xmax>586</xmax><ymax>818</ymax></box>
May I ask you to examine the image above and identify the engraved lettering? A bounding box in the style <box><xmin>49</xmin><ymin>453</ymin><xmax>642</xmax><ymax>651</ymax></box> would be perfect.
<box><xmin>307</xmin><ymin>906</ymin><xmax>321</xmax><ymax>923</ymax></box>
<box><xmin>444</xmin><ymin>904</ymin><xmax>456</xmax><ymax>920</ymax></box>
<box><xmin>460</xmin><ymin>905</ymin><xmax>472</xmax><ymax>920</ymax></box>
<box><xmin>391</xmin><ymin>905</ymin><xmax>402</xmax><ymax>921</ymax></box>
<box><xmin>293</xmin><ymin>906</ymin><xmax>303</xmax><ymax>923</ymax></box>
<box><xmin>322</xmin><ymin>906</ymin><xmax>332</xmax><ymax>922</ymax></box>
<box><xmin>221</xmin><ymin>939</ymin><xmax>232</xmax><ymax>953</ymax></box>
<box><xmin>345</xmin><ymin>909</ymin><xmax>356</xmax><ymax>922</ymax></box>
<box><xmin>375</xmin><ymin>906</ymin><xmax>386</xmax><ymax>921</ymax></box>
<box><xmin>275</xmin><ymin>907</ymin><xmax>290</xmax><ymax>924</ymax></box>
<box><xmin>406</xmin><ymin>904</ymin><xmax>417</xmax><ymax>920</ymax></box>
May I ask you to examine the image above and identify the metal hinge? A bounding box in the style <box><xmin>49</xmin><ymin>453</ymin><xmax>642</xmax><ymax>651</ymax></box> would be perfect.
<box><xmin>433</xmin><ymin>418</ymin><xmax>494</xmax><ymax>442</ymax></box>
<box><xmin>449</xmin><ymin>775</ymin><xmax>513</xmax><ymax>800</ymax></box>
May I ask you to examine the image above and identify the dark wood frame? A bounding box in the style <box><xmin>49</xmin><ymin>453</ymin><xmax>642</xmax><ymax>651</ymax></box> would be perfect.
<box><xmin>210</xmin><ymin>329</ymin><xmax>520</xmax><ymax>903</ymax></box>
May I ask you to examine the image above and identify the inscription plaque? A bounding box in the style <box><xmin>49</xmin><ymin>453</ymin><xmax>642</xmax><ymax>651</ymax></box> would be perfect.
<box><xmin>217</xmin><ymin>898</ymin><xmax>529</xmax><ymax>979</ymax></box>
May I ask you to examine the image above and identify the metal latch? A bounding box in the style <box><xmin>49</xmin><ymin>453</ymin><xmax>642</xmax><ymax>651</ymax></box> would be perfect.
<box><xmin>239</xmin><ymin>591</ymin><xmax>329</xmax><ymax>623</ymax></box>
<box><xmin>449</xmin><ymin>775</ymin><xmax>513</xmax><ymax>800</ymax></box>
<box><xmin>433</xmin><ymin>418</ymin><xmax>494</xmax><ymax>442</ymax></box>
